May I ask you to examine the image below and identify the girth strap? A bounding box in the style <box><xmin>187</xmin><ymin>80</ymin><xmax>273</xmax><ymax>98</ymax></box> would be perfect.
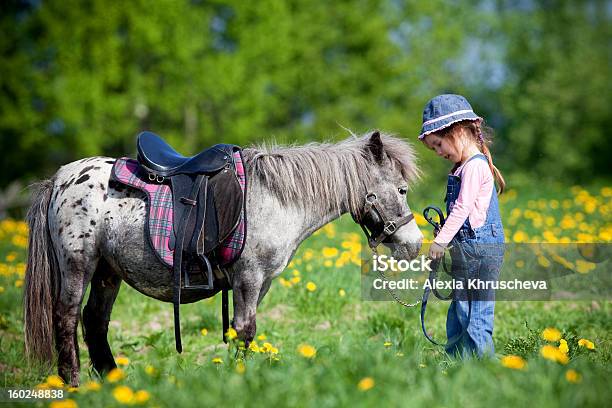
<box><xmin>172</xmin><ymin>173</ymin><xmax>207</xmax><ymax>353</ymax></box>
<box><xmin>222</xmin><ymin>289</ymin><xmax>229</xmax><ymax>343</ymax></box>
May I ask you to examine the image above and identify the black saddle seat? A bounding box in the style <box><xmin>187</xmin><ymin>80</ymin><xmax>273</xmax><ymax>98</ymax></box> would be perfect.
<box><xmin>137</xmin><ymin>131</ymin><xmax>235</xmax><ymax>177</ymax></box>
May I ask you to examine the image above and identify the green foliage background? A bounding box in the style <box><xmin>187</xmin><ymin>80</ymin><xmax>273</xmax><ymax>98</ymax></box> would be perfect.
<box><xmin>1</xmin><ymin>0</ymin><xmax>610</xmax><ymax>187</ymax></box>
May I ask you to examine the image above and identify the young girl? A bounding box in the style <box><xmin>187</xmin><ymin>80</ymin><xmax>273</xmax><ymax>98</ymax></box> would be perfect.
<box><xmin>418</xmin><ymin>94</ymin><xmax>506</xmax><ymax>358</ymax></box>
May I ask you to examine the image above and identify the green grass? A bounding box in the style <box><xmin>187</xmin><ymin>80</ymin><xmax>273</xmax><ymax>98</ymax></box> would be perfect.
<box><xmin>0</xmin><ymin>184</ymin><xmax>610</xmax><ymax>408</ymax></box>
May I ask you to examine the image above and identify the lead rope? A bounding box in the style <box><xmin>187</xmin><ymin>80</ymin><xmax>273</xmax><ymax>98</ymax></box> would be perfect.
<box><xmin>419</xmin><ymin>206</ymin><xmax>472</xmax><ymax>348</ymax></box>
<box><xmin>370</xmin><ymin>245</ymin><xmax>421</xmax><ymax>308</ymax></box>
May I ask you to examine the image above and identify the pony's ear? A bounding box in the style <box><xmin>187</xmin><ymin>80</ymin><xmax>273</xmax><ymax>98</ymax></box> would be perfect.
<box><xmin>367</xmin><ymin>130</ymin><xmax>384</xmax><ymax>163</ymax></box>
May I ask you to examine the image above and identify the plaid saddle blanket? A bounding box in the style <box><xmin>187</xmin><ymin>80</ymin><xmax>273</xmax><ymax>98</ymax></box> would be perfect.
<box><xmin>111</xmin><ymin>152</ymin><xmax>246</xmax><ymax>268</ymax></box>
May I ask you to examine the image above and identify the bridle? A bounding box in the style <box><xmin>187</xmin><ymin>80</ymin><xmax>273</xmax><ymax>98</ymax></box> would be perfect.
<box><xmin>352</xmin><ymin>192</ymin><xmax>414</xmax><ymax>251</ymax></box>
<box><xmin>351</xmin><ymin>192</ymin><xmax>419</xmax><ymax>308</ymax></box>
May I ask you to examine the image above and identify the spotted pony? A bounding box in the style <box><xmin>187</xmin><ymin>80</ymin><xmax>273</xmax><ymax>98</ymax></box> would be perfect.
<box><xmin>24</xmin><ymin>131</ymin><xmax>423</xmax><ymax>386</ymax></box>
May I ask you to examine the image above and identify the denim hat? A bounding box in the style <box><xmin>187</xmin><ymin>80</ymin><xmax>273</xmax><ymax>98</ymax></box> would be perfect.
<box><xmin>418</xmin><ymin>94</ymin><xmax>481</xmax><ymax>139</ymax></box>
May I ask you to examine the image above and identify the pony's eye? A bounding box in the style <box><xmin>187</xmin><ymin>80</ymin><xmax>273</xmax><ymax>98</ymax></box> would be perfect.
<box><xmin>398</xmin><ymin>187</ymin><xmax>407</xmax><ymax>195</ymax></box>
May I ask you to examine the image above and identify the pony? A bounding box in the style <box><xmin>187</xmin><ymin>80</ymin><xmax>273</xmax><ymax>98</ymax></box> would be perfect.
<box><xmin>24</xmin><ymin>130</ymin><xmax>423</xmax><ymax>386</ymax></box>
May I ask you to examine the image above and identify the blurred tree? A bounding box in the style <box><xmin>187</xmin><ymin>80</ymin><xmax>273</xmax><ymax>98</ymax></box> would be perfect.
<box><xmin>495</xmin><ymin>0</ymin><xmax>611</xmax><ymax>183</ymax></box>
<box><xmin>0</xmin><ymin>0</ymin><xmax>609</xmax><ymax>188</ymax></box>
<box><xmin>1</xmin><ymin>0</ymin><xmax>476</xmax><ymax>186</ymax></box>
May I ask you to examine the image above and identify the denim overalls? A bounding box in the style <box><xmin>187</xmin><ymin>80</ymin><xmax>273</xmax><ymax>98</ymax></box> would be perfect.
<box><xmin>445</xmin><ymin>154</ymin><xmax>505</xmax><ymax>358</ymax></box>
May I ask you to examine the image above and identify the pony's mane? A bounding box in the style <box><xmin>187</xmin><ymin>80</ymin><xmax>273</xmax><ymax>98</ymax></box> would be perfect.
<box><xmin>242</xmin><ymin>132</ymin><xmax>420</xmax><ymax>217</ymax></box>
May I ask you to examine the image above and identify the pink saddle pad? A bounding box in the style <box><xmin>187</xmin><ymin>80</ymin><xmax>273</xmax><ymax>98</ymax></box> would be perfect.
<box><xmin>111</xmin><ymin>152</ymin><xmax>246</xmax><ymax>268</ymax></box>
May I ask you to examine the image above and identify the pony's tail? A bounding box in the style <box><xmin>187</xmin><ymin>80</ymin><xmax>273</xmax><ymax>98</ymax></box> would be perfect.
<box><xmin>24</xmin><ymin>178</ymin><xmax>57</xmax><ymax>363</ymax></box>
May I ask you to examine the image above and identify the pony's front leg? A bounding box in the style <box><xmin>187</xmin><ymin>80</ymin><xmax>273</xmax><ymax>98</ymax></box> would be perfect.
<box><xmin>232</xmin><ymin>271</ymin><xmax>263</xmax><ymax>346</ymax></box>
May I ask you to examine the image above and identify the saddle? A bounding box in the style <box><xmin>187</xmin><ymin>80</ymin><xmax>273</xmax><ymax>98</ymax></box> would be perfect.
<box><xmin>112</xmin><ymin>131</ymin><xmax>248</xmax><ymax>352</ymax></box>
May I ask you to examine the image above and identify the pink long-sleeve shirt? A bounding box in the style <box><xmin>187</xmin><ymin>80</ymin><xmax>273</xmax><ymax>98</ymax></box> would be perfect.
<box><xmin>433</xmin><ymin>155</ymin><xmax>494</xmax><ymax>246</ymax></box>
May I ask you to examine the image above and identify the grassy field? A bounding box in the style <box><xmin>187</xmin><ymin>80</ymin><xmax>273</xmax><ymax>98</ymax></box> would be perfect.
<box><xmin>0</xmin><ymin>184</ymin><xmax>610</xmax><ymax>407</ymax></box>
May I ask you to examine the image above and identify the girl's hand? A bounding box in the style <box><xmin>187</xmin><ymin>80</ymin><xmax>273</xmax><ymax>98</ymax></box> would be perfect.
<box><xmin>429</xmin><ymin>242</ymin><xmax>445</xmax><ymax>260</ymax></box>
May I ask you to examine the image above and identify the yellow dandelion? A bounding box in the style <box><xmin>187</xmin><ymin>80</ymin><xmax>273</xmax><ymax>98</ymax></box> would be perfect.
<box><xmin>292</xmin><ymin>270</ymin><xmax>300</xmax><ymax>277</ymax></box>
<box><xmin>414</xmin><ymin>213</ymin><xmax>428</xmax><ymax>227</ymax></box>
<box><xmin>144</xmin><ymin>365</ymin><xmax>157</xmax><ymax>376</ymax></box>
<box><xmin>540</xmin><ymin>345</ymin><xmax>558</xmax><ymax>361</ymax></box>
<box><xmin>515</xmin><ymin>260</ymin><xmax>525</xmax><ymax>268</ymax></box>
<box><xmin>14</xmin><ymin>279</ymin><xmax>23</xmax><ymax>288</ymax></box>
<box><xmin>106</xmin><ymin>367</ymin><xmax>126</xmax><ymax>383</ymax></box>
<box><xmin>297</xmin><ymin>344</ymin><xmax>317</xmax><ymax>358</ymax></box>
<box><xmin>541</xmin><ymin>327</ymin><xmax>562</xmax><ymax>342</ymax></box>
<box><xmin>565</xmin><ymin>369</ymin><xmax>582</xmax><ymax>383</ymax></box>
<box><xmin>578</xmin><ymin>338</ymin><xmax>595</xmax><ymax>350</ymax></box>
<box><xmin>322</xmin><ymin>247</ymin><xmax>339</xmax><ymax>258</ymax></box>
<box><xmin>226</xmin><ymin>327</ymin><xmax>238</xmax><ymax>340</ymax></box>
<box><xmin>513</xmin><ymin>231</ymin><xmax>528</xmax><ymax>243</ymax></box>
<box><xmin>540</xmin><ymin>345</ymin><xmax>569</xmax><ymax>364</ymax></box>
<box><xmin>134</xmin><ymin>390</ymin><xmax>150</xmax><ymax>404</ymax></box>
<box><xmin>257</xmin><ymin>333</ymin><xmax>267</xmax><ymax>341</ymax></box>
<box><xmin>112</xmin><ymin>385</ymin><xmax>134</xmax><ymax>404</ymax></box>
<box><xmin>12</xmin><ymin>235</ymin><xmax>27</xmax><ymax>248</ymax></box>
<box><xmin>235</xmin><ymin>361</ymin><xmax>246</xmax><ymax>374</ymax></box>
<box><xmin>261</xmin><ymin>342</ymin><xmax>278</xmax><ymax>354</ymax></box>
<box><xmin>322</xmin><ymin>223</ymin><xmax>336</xmax><ymax>238</ymax></box>
<box><xmin>383</xmin><ymin>342</ymin><xmax>392</xmax><ymax>347</ymax></box>
<box><xmin>584</xmin><ymin>201</ymin><xmax>596</xmax><ymax>214</ymax></box>
<box><xmin>15</xmin><ymin>263</ymin><xmax>26</xmax><ymax>278</ymax></box>
<box><xmin>501</xmin><ymin>355</ymin><xmax>527</xmax><ymax>370</ymax></box>
<box><xmin>560</xmin><ymin>216</ymin><xmax>576</xmax><ymax>230</ymax></box>
<box><xmin>50</xmin><ymin>399</ymin><xmax>77</xmax><ymax>408</ymax></box>
<box><xmin>599</xmin><ymin>226</ymin><xmax>612</xmax><ymax>241</ymax></box>
<box><xmin>338</xmin><ymin>288</ymin><xmax>346</xmax><ymax>297</ymax></box>
<box><xmin>46</xmin><ymin>375</ymin><xmax>64</xmax><ymax>388</ymax></box>
<box><xmin>303</xmin><ymin>249</ymin><xmax>314</xmax><ymax>261</ymax></box>
<box><xmin>575</xmin><ymin>259</ymin><xmax>596</xmax><ymax>274</ymax></box>
<box><xmin>537</xmin><ymin>256</ymin><xmax>551</xmax><ymax>268</ymax></box>
<box><xmin>115</xmin><ymin>356</ymin><xmax>129</xmax><ymax>366</ymax></box>
<box><xmin>306</xmin><ymin>282</ymin><xmax>317</xmax><ymax>292</ymax></box>
<box><xmin>249</xmin><ymin>342</ymin><xmax>260</xmax><ymax>353</ymax></box>
<box><xmin>212</xmin><ymin>357</ymin><xmax>223</xmax><ymax>364</ymax></box>
<box><xmin>324</xmin><ymin>260</ymin><xmax>332</xmax><ymax>267</ymax></box>
<box><xmin>0</xmin><ymin>286</ymin><xmax>4</xmax><ymax>294</ymax></box>
<box><xmin>5</xmin><ymin>253</ymin><xmax>16</xmax><ymax>262</ymax></box>
<box><xmin>84</xmin><ymin>380</ymin><xmax>101</xmax><ymax>391</ymax></box>
<box><xmin>357</xmin><ymin>377</ymin><xmax>375</xmax><ymax>391</ymax></box>
<box><xmin>290</xmin><ymin>276</ymin><xmax>301</xmax><ymax>284</ymax></box>
<box><xmin>279</xmin><ymin>277</ymin><xmax>292</xmax><ymax>288</ymax></box>
<box><xmin>558</xmin><ymin>339</ymin><xmax>569</xmax><ymax>354</ymax></box>
<box><xmin>200</xmin><ymin>328</ymin><xmax>208</xmax><ymax>336</ymax></box>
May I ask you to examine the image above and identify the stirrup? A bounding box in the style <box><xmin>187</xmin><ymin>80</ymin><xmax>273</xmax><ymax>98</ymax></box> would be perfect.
<box><xmin>183</xmin><ymin>254</ymin><xmax>214</xmax><ymax>290</ymax></box>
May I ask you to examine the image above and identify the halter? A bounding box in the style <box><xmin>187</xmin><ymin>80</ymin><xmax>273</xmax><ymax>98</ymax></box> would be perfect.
<box><xmin>352</xmin><ymin>192</ymin><xmax>419</xmax><ymax>308</ymax></box>
<box><xmin>352</xmin><ymin>192</ymin><xmax>414</xmax><ymax>251</ymax></box>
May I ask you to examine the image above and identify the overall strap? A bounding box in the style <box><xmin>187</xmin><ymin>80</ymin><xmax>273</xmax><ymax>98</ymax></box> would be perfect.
<box><xmin>457</xmin><ymin>153</ymin><xmax>487</xmax><ymax>178</ymax></box>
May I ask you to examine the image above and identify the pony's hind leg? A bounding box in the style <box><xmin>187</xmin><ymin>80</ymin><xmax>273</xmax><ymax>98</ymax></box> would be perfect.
<box><xmin>83</xmin><ymin>258</ymin><xmax>122</xmax><ymax>376</ymax></box>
